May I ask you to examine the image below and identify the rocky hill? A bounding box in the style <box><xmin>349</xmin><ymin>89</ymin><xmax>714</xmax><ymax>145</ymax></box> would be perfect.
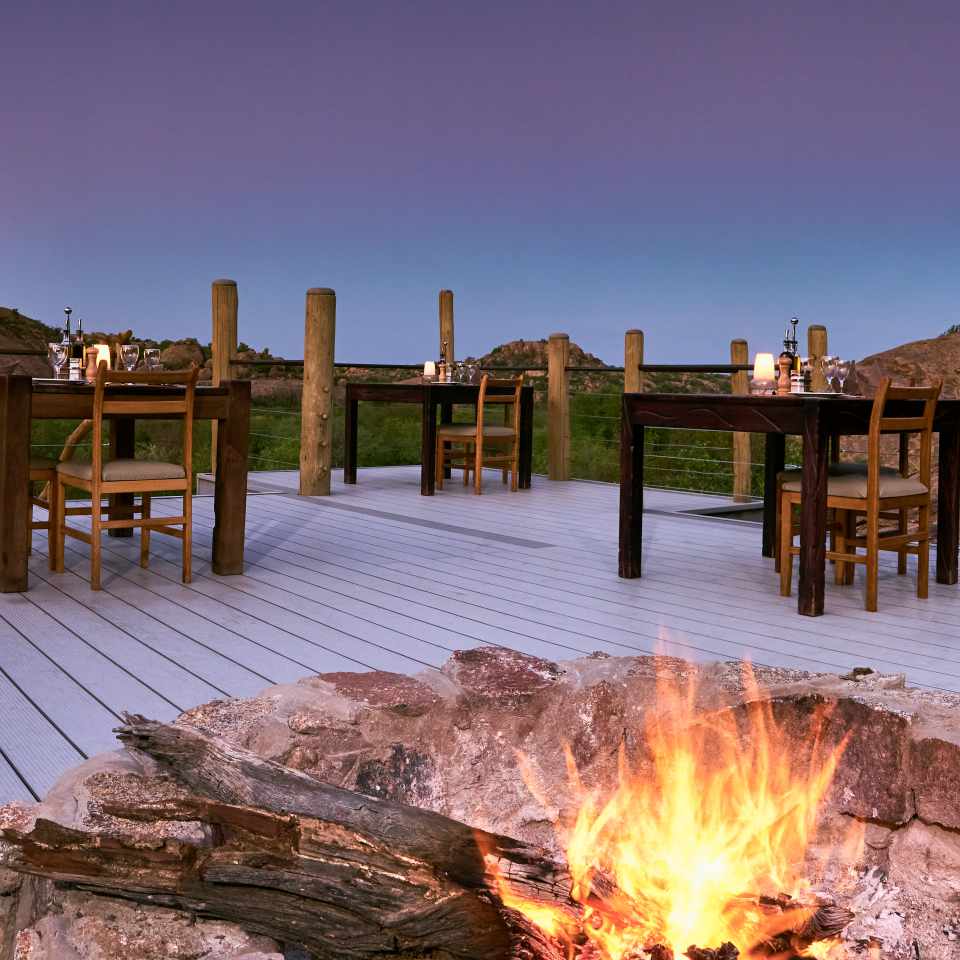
<box><xmin>855</xmin><ymin>330</ymin><xmax>960</xmax><ymax>398</ymax></box>
<box><xmin>470</xmin><ymin>338</ymin><xmax>607</xmax><ymax>370</ymax></box>
<box><xmin>0</xmin><ymin>308</ymin><xmax>59</xmax><ymax>376</ymax></box>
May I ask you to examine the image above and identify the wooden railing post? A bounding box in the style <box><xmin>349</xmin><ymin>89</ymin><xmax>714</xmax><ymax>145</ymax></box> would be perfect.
<box><xmin>547</xmin><ymin>333</ymin><xmax>570</xmax><ymax>481</ymax></box>
<box><xmin>439</xmin><ymin>289</ymin><xmax>454</xmax><ymax>366</ymax></box>
<box><xmin>211</xmin><ymin>279</ymin><xmax>238</xmax><ymax>474</ymax></box>
<box><xmin>624</xmin><ymin>329</ymin><xmax>644</xmax><ymax>393</ymax></box>
<box><xmin>808</xmin><ymin>324</ymin><xmax>828</xmax><ymax>392</ymax></box>
<box><xmin>730</xmin><ymin>338</ymin><xmax>751</xmax><ymax>501</ymax></box>
<box><xmin>299</xmin><ymin>288</ymin><xmax>336</xmax><ymax>496</ymax></box>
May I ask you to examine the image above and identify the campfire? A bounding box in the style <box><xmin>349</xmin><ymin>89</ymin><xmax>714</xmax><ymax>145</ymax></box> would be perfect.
<box><xmin>5</xmin><ymin>649</ymin><xmax>958</xmax><ymax>959</ymax></box>
<box><xmin>485</xmin><ymin>664</ymin><xmax>861</xmax><ymax>960</ymax></box>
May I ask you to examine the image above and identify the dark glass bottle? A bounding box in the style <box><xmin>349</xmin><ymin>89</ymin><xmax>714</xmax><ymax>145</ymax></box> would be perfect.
<box><xmin>72</xmin><ymin>316</ymin><xmax>85</xmax><ymax>361</ymax></box>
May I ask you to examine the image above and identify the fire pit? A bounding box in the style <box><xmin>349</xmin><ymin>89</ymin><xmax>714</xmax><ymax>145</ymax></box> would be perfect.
<box><xmin>2</xmin><ymin>649</ymin><xmax>960</xmax><ymax>960</ymax></box>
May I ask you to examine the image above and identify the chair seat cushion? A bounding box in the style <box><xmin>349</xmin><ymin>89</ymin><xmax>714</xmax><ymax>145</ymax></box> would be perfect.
<box><xmin>29</xmin><ymin>456</ymin><xmax>57</xmax><ymax>471</ymax></box>
<box><xmin>438</xmin><ymin>424</ymin><xmax>516</xmax><ymax>438</ymax></box>
<box><xmin>778</xmin><ymin>463</ymin><xmax>897</xmax><ymax>482</ymax></box>
<box><xmin>57</xmin><ymin>458</ymin><xmax>186</xmax><ymax>482</ymax></box>
<box><xmin>782</xmin><ymin>472</ymin><xmax>928</xmax><ymax>498</ymax></box>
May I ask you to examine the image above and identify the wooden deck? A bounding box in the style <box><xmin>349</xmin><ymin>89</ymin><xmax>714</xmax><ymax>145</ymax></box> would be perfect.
<box><xmin>2</xmin><ymin>465</ymin><xmax>959</xmax><ymax>803</ymax></box>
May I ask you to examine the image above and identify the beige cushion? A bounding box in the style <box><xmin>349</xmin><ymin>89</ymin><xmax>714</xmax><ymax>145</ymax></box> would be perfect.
<box><xmin>778</xmin><ymin>463</ymin><xmax>897</xmax><ymax>482</ymax></box>
<box><xmin>782</xmin><ymin>472</ymin><xmax>928</xmax><ymax>498</ymax></box>
<box><xmin>57</xmin><ymin>458</ymin><xmax>186</xmax><ymax>482</ymax></box>
<box><xmin>437</xmin><ymin>424</ymin><xmax>516</xmax><ymax>438</ymax></box>
<box><xmin>30</xmin><ymin>456</ymin><xmax>56</xmax><ymax>472</ymax></box>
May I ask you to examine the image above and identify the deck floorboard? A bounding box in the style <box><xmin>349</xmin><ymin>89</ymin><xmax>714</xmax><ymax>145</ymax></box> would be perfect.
<box><xmin>3</xmin><ymin>465</ymin><xmax>958</xmax><ymax>802</ymax></box>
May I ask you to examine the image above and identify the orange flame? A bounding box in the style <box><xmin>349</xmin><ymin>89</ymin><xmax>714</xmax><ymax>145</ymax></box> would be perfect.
<box><xmin>490</xmin><ymin>662</ymin><xmax>859</xmax><ymax>959</ymax></box>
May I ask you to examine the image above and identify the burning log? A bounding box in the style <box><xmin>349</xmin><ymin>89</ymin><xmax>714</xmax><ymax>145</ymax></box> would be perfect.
<box><xmin>0</xmin><ymin>716</ymin><xmax>576</xmax><ymax>960</ymax></box>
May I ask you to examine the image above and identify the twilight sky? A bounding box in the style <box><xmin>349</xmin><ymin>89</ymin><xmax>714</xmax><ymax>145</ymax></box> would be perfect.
<box><xmin>3</xmin><ymin>0</ymin><xmax>959</xmax><ymax>364</ymax></box>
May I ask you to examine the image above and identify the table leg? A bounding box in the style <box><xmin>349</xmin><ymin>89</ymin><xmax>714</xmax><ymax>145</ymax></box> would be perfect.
<box><xmin>618</xmin><ymin>412</ymin><xmax>643</xmax><ymax>578</ymax></box>
<box><xmin>420</xmin><ymin>397</ymin><xmax>437</xmax><ymax>496</ymax></box>
<box><xmin>108</xmin><ymin>418</ymin><xmax>135</xmax><ymax>538</ymax></box>
<box><xmin>0</xmin><ymin>376</ymin><xmax>31</xmax><ymax>592</ymax></box>
<box><xmin>762</xmin><ymin>433</ymin><xmax>786</xmax><ymax>558</ymax></box>
<box><xmin>343</xmin><ymin>393</ymin><xmax>358</xmax><ymax>484</ymax></box>
<box><xmin>798</xmin><ymin>409</ymin><xmax>828</xmax><ymax>616</ymax></box>
<box><xmin>936</xmin><ymin>425</ymin><xmax>960</xmax><ymax>585</ymax></box>
<box><xmin>440</xmin><ymin>401</ymin><xmax>452</xmax><ymax>480</ymax></box>
<box><xmin>212</xmin><ymin>380</ymin><xmax>250</xmax><ymax>575</ymax></box>
<box><xmin>519</xmin><ymin>389</ymin><xmax>533</xmax><ymax>488</ymax></box>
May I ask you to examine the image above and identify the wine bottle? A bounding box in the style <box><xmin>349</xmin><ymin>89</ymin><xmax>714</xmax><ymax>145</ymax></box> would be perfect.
<box><xmin>69</xmin><ymin>315</ymin><xmax>84</xmax><ymax>380</ymax></box>
<box><xmin>790</xmin><ymin>318</ymin><xmax>802</xmax><ymax>374</ymax></box>
<box><xmin>72</xmin><ymin>316</ymin><xmax>84</xmax><ymax>359</ymax></box>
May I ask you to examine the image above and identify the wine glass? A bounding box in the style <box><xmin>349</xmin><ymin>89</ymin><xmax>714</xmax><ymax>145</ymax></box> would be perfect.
<box><xmin>48</xmin><ymin>342</ymin><xmax>67</xmax><ymax>379</ymax></box>
<box><xmin>144</xmin><ymin>347</ymin><xmax>162</xmax><ymax>372</ymax></box>
<box><xmin>120</xmin><ymin>343</ymin><xmax>140</xmax><ymax>373</ymax></box>
<box><xmin>836</xmin><ymin>360</ymin><xmax>850</xmax><ymax>394</ymax></box>
<box><xmin>823</xmin><ymin>356</ymin><xmax>838</xmax><ymax>392</ymax></box>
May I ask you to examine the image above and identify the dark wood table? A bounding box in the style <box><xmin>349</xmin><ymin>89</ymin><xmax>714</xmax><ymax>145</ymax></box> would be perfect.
<box><xmin>619</xmin><ymin>393</ymin><xmax>960</xmax><ymax>616</ymax></box>
<box><xmin>0</xmin><ymin>375</ymin><xmax>251</xmax><ymax>592</ymax></box>
<box><xmin>344</xmin><ymin>382</ymin><xmax>535</xmax><ymax>495</ymax></box>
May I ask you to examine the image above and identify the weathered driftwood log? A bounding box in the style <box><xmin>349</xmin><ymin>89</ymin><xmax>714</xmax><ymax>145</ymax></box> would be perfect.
<box><xmin>114</xmin><ymin>714</ymin><xmax>570</xmax><ymax>902</ymax></box>
<box><xmin>0</xmin><ymin>717</ymin><xmax>574</xmax><ymax>960</ymax></box>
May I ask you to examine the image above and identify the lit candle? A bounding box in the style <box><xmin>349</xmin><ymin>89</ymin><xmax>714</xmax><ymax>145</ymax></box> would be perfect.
<box><xmin>423</xmin><ymin>361</ymin><xmax>436</xmax><ymax>377</ymax></box>
<box><xmin>753</xmin><ymin>353</ymin><xmax>775</xmax><ymax>383</ymax></box>
<box><xmin>94</xmin><ymin>343</ymin><xmax>112</xmax><ymax>370</ymax></box>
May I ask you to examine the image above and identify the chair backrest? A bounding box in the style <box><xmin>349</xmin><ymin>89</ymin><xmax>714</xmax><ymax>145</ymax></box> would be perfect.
<box><xmin>91</xmin><ymin>363</ymin><xmax>200</xmax><ymax>485</ymax></box>
<box><xmin>867</xmin><ymin>377</ymin><xmax>942</xmax><ymax>496</ymax></box>
<box><xmin>476</xmin><ymin>374</ymin><xmax>524</xmax><ymax>436</ymax></box>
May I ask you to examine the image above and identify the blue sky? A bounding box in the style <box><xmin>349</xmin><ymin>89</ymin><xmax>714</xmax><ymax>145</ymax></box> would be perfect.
<box><xmin>3</xmin><ymin>0</ymin><xmax>958</xmax><ymax>364</ymax></box>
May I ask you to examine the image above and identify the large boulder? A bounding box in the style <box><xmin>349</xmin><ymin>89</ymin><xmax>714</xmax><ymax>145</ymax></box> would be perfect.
<box><xmin>159</xmin><ymin>339</ymin><xmax>205</xmax><ymax>370</ymax></box>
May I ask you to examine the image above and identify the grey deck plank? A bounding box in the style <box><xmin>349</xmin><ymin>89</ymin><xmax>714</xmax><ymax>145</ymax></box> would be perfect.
<box><xmin>0</xmin><ymin>667</ymin><xmax>84</xmax><ymax>799</ymax></box>
<box><xmin>0</xmin><ymin>605</ymin><xmax>123</xmax><ymax>756</ymax></box>
<box><xmin>92</xmin><ymin>542</ymin><xmax>384</xmax><ymax>677</ymax></box>
<box><xmin>0</xmin><ymin>751</ymin><xmax>35</xmax><ymax>804</ymax></box>
<box><xmin>55</xmin><ymin>542</ymin><xmax>283</xmax><ymax>695</ymax></box>
<box><xmin>24</xmin><ymin>559</ymin><xmax>222</xmax><ymax>712</ymax></box>
<box><xmin>91</xmin><ymin>536</ymin><xmax>444</xmax><ymax>676</ymax></box>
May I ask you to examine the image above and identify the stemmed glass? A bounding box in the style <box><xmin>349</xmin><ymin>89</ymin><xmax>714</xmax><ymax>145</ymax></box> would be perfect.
<box><xmin>836</xmin><ymin>360</ymin><xmax>850</xmax><ymax>394</ymax></box>
<box><xmin>120</xmin><ymin>343</ymin><xmax>140</xmax><ymax>373</ymax></box>
<box><xmin>823</xmin><ymin>356</ymin><xmax>838</xmax><ymax>393</ymax></box>
<box><xmin>144</xmin><ymin>348</ymin><xmax>161</xmax><ymax>372</ymax></box>
<box><xmin>48</xmin><ymin>342</ymin><xmax>67</xmax><ymax>379</ymax></box>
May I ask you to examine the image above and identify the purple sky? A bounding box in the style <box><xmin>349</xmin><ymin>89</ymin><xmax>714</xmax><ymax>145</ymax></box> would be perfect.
<box><xmin>3</xmin><ymin>1</ymin><xmax>958</xmax><ymax>363</ymax></box>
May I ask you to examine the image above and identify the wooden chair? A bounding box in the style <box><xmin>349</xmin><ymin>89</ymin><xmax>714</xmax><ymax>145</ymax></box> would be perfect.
<box><xmin>28</xmin><ymin>457</ymin><xmax>59</xmax><ymax>570</ymax></box>
<box><xmin>773</xmin><ymin>461</ymin><xmax>899</xmax><ymax>572</ymax></box>
<box><xmin>55</xmin><ymin>364</ymin><xmax>199</xmax><ymax>590</ymax></box>
<box><xmin>435</xmin><ymin>374</ymin><xmax>524</xmax><ymax>495</ymax></box>
<box><xmin>779</xmin><ymin>378</ymin><xmax>942</xmax><ymax>611</ymax></box>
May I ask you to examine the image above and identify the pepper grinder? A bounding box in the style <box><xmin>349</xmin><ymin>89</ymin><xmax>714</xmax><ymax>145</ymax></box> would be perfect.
<box><xmin>777</xmin><ymin>354</ymin><xmax>793</xmax><ymax>395</ymax></box>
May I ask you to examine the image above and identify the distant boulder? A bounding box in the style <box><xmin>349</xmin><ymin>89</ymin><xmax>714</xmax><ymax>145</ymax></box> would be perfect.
<box><xmin>160</xmin><ymin>340</ymin><xmax>205</xmax><ymax>370</ymax></box>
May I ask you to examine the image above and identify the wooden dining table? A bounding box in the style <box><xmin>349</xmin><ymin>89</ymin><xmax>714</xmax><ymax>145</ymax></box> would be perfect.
<box><xmin>344</xmin><ymin>381</ymin><xmax>535</xmax><ymax>495</ymax></box>
<box><xmin>619</xmin><ymin>392</ymin><xmax>960</xmax><ymax>616</ymax></box>
<box><xmin>0</xmin><ymin>375</ymin><xmax>251</xmax><ymax>592</ymax></box>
